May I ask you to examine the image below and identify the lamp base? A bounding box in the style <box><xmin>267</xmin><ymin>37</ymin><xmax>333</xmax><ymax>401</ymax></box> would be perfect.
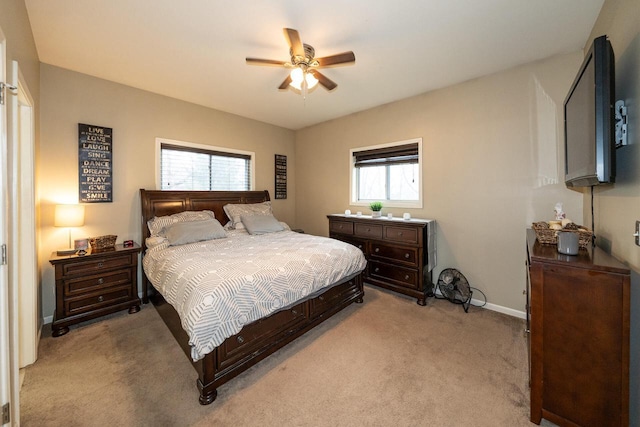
<box><xmin>56</xmin><ymin>248</ymin><xmax>77</xmax><ymax>256</ymax></box>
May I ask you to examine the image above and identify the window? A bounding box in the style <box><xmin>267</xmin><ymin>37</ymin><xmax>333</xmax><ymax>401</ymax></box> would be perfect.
<box><xmin>350</xmin><ymin>138</ymin><xmax>422</xmax><ymax>208</ymax></box>
<box><xmin>156</xmin><ymin>138</ymin><xmax>254</xmax><ymax>191</ymax></box>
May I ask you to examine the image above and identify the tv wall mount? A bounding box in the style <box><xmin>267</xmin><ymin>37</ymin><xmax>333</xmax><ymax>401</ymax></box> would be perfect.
<box><xmin>615</xmin><ymin>100</ymin><xmax>628</xmax><ymax>148</ymax></box>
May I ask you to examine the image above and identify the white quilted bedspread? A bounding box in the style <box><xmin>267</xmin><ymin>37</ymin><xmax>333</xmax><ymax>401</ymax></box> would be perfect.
<box><xmin>143</xmin><ymin>229</ymin><xmax>366</xmax><ymax>361</ymax></box>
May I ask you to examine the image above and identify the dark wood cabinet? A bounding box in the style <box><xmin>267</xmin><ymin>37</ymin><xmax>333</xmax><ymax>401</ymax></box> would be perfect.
<box><xmin>328</xmin><ymin>214</ymin><xmax>436</xmax><ymax>305</ymax></box>
<box><xmin>49</xmin><ymin>243</ymin><xmax>142</xmax><ymax>337</ymax></box>
<box><xmin>526</xmin><ymin>229</ymin><xmax>630</xmax><ymax>427</ymax></box>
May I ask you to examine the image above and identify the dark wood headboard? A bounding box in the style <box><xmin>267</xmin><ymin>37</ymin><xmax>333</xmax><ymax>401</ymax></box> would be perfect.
<box><xmin>139</xmin><ymin>189</ymin><xmax>270</xmax><ymax>301</ymax></box>
<box><xmin>140</xmin><ymin>189</ymin><xmax>270</xmax><ymax>247</ymax></box>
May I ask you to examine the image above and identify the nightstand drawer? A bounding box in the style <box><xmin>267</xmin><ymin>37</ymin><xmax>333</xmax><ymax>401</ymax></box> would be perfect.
<box><xmin>62</xmin><ymin>254</ymin><xmax>134</xmax><ymax>277</ymax></box>
<box><xmin>65</xmin><ymin>269</ymin><xmax>133</xmax><ymax>296</ymax></box>
<box><xmin>65</xmin><ymin>286</ymin><xmax>132</xmax><ymax>316</ymax></box>
<box><xmin>369</xmin><ymin>261</ymin><xmax>418</xmax><ymax>289</ymax></box>
<box><xmin>354</xmin><ymin>223</ymin><xmax>383</xmax><ymax>239</ymax></box>
<box><xmin>370</xmin><ymin>244</ymin><xmax>418</xmax><ymax>267</ymax></box>
<box><xmin>384</xmin><ymin>226</ymin><xmax>419</xmax><ymax>244</ymax></box>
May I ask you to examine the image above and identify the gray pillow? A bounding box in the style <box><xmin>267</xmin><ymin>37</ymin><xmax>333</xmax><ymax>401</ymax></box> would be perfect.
<box><xmin>241</xmin><ymin>214</ymin><xmax>285</xmax><ymax>235</ymax></box>
<box><xmin>164</xmin><ymin>219</ymin><xmax>226</xmax><ymax>246</ymax></box>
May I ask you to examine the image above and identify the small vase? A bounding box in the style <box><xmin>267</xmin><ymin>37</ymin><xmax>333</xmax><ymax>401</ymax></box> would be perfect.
<box><xmin>372</xmin><ymin>211</ymin><xmax>382</xmax><ymax>218</ymax></box>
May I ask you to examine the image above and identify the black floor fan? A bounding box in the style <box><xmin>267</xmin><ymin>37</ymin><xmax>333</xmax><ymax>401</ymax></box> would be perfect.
<box><xmin>436</xmin><ymin>268</ymin><xmax>473</xmax><ymax>312</ymax></box>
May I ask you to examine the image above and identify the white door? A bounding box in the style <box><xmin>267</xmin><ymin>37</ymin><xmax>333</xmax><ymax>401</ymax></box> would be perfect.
<box><xmin>0</xmin><ymin>25</ymin><xmax>13</xmax><ymax>426</ymax></box>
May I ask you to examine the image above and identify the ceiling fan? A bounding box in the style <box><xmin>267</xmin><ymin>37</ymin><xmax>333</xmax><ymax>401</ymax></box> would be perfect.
<box><xmin>246</xmin><ymin>28</ymin><xmax>355</xmax><ymax>93</ymax></box>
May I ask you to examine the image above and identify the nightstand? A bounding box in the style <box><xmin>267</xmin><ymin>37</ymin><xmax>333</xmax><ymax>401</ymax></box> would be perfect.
<box><xmin>49</xmin><ymin>243</ymin><xmax>142</xmax><ymax>337</ymax></box>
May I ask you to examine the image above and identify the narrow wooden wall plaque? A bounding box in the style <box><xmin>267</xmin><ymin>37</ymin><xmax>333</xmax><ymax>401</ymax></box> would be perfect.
<box><xmin>78</xmin><ymin>123</ymin><xmax>113</xmax><ymax>203</ymax></box>
<box><xmin>275</xmin><ymin>154</ymin><xmax>287</xmax><ymax>199</ymax></box>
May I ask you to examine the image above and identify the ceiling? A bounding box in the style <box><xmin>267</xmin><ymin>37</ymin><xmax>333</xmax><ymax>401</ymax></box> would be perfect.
<box><xmin>24</xmin><ymin>0</ymin><xmax>604</xmax><ymax>130</ymax></box>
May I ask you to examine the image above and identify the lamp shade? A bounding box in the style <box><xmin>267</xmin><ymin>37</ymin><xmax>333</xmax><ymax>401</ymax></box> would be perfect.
<box><xmin>54</xmin><ymin>204</ymin><xmax>85</xmax><ymax>228</ymax></box>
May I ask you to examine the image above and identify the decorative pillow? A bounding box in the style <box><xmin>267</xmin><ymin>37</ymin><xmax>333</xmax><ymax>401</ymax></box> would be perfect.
<box><xmin>145</xmin><ymin>235</ymin><xmax>168</xmax><ymax>250</ymax></box>
<box><xmin>241</xmin><ymin>214</ymin><xmax>285</xmax><ymax>235</ymax></box>
<box><xmin>147</xmin><ymin>210</ymin><xmax>215</xmax><ymax>236</ymax></box>
<box><xmin>164</xmin><ymin>219</ymin><xmax>226</xmax><ymax>246</ymax></box>
<box><xmin>223</xmin><ymin>202</ymin><xmax>272</xmax><ymax>229</ymax></box>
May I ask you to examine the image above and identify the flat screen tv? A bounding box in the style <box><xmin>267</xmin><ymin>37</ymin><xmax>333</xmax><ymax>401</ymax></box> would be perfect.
<box><xmin>564</xmin><ymin>35</ymin><xmax>615</xmax><ymax>187</ymax></box>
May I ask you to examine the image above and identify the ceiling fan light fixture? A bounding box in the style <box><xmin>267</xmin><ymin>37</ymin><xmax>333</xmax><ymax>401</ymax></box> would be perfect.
<box><xmin>290</xmin><ymin>67</ymin><xmax>304</xmax><ymax>90</ymax></box>
<box><xmin>305</xmin><ymin>72</ymin><xmax>318</xmax><ymax>89</ymax></box>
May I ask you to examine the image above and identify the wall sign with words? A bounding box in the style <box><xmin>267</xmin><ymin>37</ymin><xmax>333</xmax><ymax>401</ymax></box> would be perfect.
<box><xmin>78</xmin><ymin>123</ymin><xmax>113</xmax><ymax>203</ymax></box>
<box><xmin>275</xmin><ymin>154</ymin><xmax>287</xmax><ymax>199</ymax></box>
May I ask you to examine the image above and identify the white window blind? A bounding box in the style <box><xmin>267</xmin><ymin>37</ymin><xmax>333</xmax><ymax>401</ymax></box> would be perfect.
<box><xmin>351</xmin><ymin>139</ymin><xmax>422</xmax><ymax>207</ymax></box>
<box><xmin>160</xmin><ymin>143</ymin><xmax>251</xmax><ymax>191</ymax></box>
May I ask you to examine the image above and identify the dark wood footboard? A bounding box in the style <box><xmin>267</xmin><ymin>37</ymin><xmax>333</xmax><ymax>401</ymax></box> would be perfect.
<box><xmin>151</xmin><ymin>272</ymin><xmax>364</xmax><ymax>404</ymax></box>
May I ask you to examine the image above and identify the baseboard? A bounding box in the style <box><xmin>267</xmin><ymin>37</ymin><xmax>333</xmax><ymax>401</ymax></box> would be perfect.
<box><xmin>433</xmin><ymin>287</ymin><xmax>526</xmax><ymax>319</ymax></box>
<box><xmin>43</xmin><ymin>314</ymin><xmax>53</xmax><ymax>325</ymax></box>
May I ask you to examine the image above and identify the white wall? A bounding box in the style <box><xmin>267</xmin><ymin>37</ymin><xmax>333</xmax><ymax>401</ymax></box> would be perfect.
<box><xmin>295</xmin><ymin>52</ymin><xmax>584</xmax><ymax>313</ymax></box>
<box><xmin>38</xmin><ymin>64</ymin><xmax>296</xmax><ymax>321</ymax></box>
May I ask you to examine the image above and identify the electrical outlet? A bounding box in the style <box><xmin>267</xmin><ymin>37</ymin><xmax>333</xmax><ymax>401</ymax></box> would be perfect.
<box><xmin>636</xmin><ymin>221</ymin><xmax>640</xmax><ymax>247</ymax></box>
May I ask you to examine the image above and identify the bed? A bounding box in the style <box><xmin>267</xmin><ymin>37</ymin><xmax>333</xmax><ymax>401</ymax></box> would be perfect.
<box><xmin>140</xmin><ymin>189</ymin><xmax>366</xmax><ymax>404</ymax></box>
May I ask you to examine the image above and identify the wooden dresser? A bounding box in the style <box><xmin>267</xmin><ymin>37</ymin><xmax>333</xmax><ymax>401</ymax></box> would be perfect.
<box><xmin>328</xmin><ymin>214</ymin><xmax>436</xmax><ymax>305</ymax></box>
<box><xmin>49</xmin><ymin>243</ymin><xmax>142</xmax><ymax>337</ymax></box>
<box><xmin>526</xmin><ymin>229</ymin><xmax>630</xmax><ymax>427</ymax></box>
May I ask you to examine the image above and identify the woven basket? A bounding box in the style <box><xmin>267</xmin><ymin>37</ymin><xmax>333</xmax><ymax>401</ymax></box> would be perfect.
<box><xmin>89</xmin><ymin>235</ymin><xmax>117</xmax><ymax>250</ymax></box>
<box><xmin>532</xmin><ymin>222</ymin><xmax>592</xmax><ymax>248</ymax></box>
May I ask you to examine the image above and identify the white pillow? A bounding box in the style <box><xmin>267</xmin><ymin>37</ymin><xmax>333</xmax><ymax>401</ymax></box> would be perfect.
<box><xmin>147</xmin><ymin>210</ymin><xmax>215</xmax><ymax>236</ymax></box>
<box><xmin>164</xmin><ymin>219</ymin><xmax>226</xmax><ymax>246</ymax></box>
<box><xmin>241</xmin><ymin>214</ymin><xmax>285</xmax><ymax>235</ymax></box>
<box><xmin>223</xmin><ymin>202</ymin><xmax>272</xmax><ymax>229</ymax></box>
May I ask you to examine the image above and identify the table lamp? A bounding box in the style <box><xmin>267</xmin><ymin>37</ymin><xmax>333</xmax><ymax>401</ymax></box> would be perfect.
<box><xmin>55</xmin><ymin>204</ymin><xmax>85</xmax><ymax>255</ymax></box>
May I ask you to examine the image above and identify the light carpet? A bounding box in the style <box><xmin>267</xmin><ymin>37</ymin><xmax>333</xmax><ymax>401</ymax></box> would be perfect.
<box><xmin>20</xmin><ymin>286</ymin><xmax>545</xmax><ymax>426</ymax></box>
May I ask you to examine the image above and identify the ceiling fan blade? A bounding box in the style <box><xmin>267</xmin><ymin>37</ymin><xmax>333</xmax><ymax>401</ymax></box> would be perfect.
<box><xmin>283</xmin><ymin>28</ymin><xmax>304</xmax><ymax>58</ymax></box>
<box><xmin>310</xmin><ymin>70</ymin><xmax>337</xmax><ymax>91</ymax></box>
<box><xmin>315</xmin><ymin>51</ymin><xmax>356</xmax><ymax>67</ymax></box>
<box><xmin>246</xmin><ymin>57</ymin><xmax>287</xmax><ymax>66</ymax></box>
<box><xmin>278</xmin><ymin>75</ymin><xmax>292</xmax><ymax>90</ymax></box>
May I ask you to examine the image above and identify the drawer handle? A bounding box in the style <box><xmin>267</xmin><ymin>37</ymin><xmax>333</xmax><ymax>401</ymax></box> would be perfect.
<box><xmin>97</xmin><ymin>278</ymin><xmax>104</xmax><ymax>285</ymax></box>
<box><xmin>339</xmin><ymin>225</ymin><xmax>343</xmax><ymax>229</ymax></box>
<box><xmin>399</xmin><ymin>232</ymin><xmax>403</xmax><ymax>236</ymax></box>
<box><xmin>375</xmin><ymin>248</ymin><xmax>380</xmax><ymax>253</ymax></box>
<box><xmin>237</xmin><ymin>335</ymin><xmax>245</xmax><ymax>344</ymax></box>
<box><xmin>291</xmin><ymin>309</ymin><xmax>298</xmax><ymax>316</ymax></box>
<box><xmin>366</xmin><ymin>228</ymin><xmax>370</xmax><ymax>232</ymax></box>
<box><xmin>97</xmin><ymin>262</ymin><xmax>104</xmax><ymax>268</ymax></box>
<box><xmin>97</xmin><ymin>295</ymin><xmax>104</xmax><ymax>302</ymax></box>
<box><xmin>404</xmin><ymin>275</ymin><xmax>410</xmax><ymax>280</ymax></box>
<box><xmin>318</xmin><ymin>296</ymin><xmax>325</xmax><ymax>301</ymax></box>
<box><xmin>404</xmin><ymin>253</ymin><xmax>410</xmax><ymax>259</ymax></box>
<box><xmin>374</xmin><ymin>267</ymin><xmax>379</xmax><ymax>273</ymax></box>
<box><xmin>358</xmin><ymin>244</ymin><xmax>363</xmax><ymax>249</ymax></box>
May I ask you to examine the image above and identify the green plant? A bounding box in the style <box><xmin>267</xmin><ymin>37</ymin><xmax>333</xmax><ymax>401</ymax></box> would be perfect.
<box><xmin>369</xmin><ymin>201</ymin><xmax>383</xmax><ymax>212</ymax></box>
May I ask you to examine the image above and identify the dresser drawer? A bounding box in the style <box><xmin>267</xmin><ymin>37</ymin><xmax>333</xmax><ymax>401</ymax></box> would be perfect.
<box><xmin>370</xmin><ymin>244</ymin><xmax>418</xmax><ymax>267</ymax></box>
<box><xmin>354</xmin><ymin>223</ymin><xmax>383</xmax><ymax>239</ymax></box>
<box><xmin>333</xmin><ymin>236</ymin><xmax>367</xmax><ymax>253</ymax></box>
<box><xmin>330</xmin><ymin>220</ymin><xmax>354</xmax><ymax>235</ymax></box>
<box><xmin>65</xmin><ymin>269</ymin><xmax>133</xmax><ymax>297</ymax></box>
<box><xmin>384</xmin><ymin>226</ymin><xmax>419</xmax><ymax>244</ymax></box>
<box><xmin>65</xmin><ymin>285</ymin><xmax>132</xmax><ymax>316</ymax></box>
<box><xmin>62</xmin><ymin>254</ymin><xmax>134</xmax><ymax>277</ymax></box>
<box><xmin>368</xmin><ymin>261</ymin><xmax>418</xmax><ymax>289</ymax></box>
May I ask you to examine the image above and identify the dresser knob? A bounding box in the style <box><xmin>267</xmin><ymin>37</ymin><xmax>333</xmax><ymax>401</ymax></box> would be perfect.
<box><xmin>404</xmin><ymin>253</ymin><xmax>410</xmax><ymax>259</ymax></box>
<box><xmin>375</xmin><ymin>248</ymin><xmax>380</xmax><ymax>253</ymax></box>
<box><xmin>97</xmin><ymin>278</ymin><xmax>104</xmax><ymax>285</ymax></box>
<box><xmin>318</xmin><ymin>296</ymin><xmax>324</xmax><ymax>301</ymax></box>
<box><xmin>374</xmin><ymin>267</ymin><xmax>379</xmax><ymax>273</ymax></box>
<box><xmin>399</xmin><ymin>232</ymin><xmax>403</xmax><ymax>236</ymax></box>
<box><xmin>404</xmin><ymin>275</ymin><xmax>409</xmax><ymax>280</ymax></box>
<box><xmin>358</xmin><ymin>245</ymin><xmax>363</xmax><ymax>249</ymax></box>
<box><xmin>97</xmin><ymin>295</ymin><xmax>104</xmax><ymax>302</ymax></box>
<box><xmin>367</xmin><ymin>228</ymin><xmax>370</xmax><ymax>232</ymax></box>
<box><xmin>237</xmin><ymin>335</ymin><xmax>245</xmax><ymax>344</ymax></box>
<box><xmin>97</xmin><ymin>262</ymin><xmax>104</xmax><ymax>268</ymax></box>
<box><xmin>339</xmin><ymin>225</ymin><xmax>343</xmax><ymax>229</ymax></box>
<box><xmin>292</xmin><ymin>309</ymin><xmax>298</xmax><ymax>316</ymax></box>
